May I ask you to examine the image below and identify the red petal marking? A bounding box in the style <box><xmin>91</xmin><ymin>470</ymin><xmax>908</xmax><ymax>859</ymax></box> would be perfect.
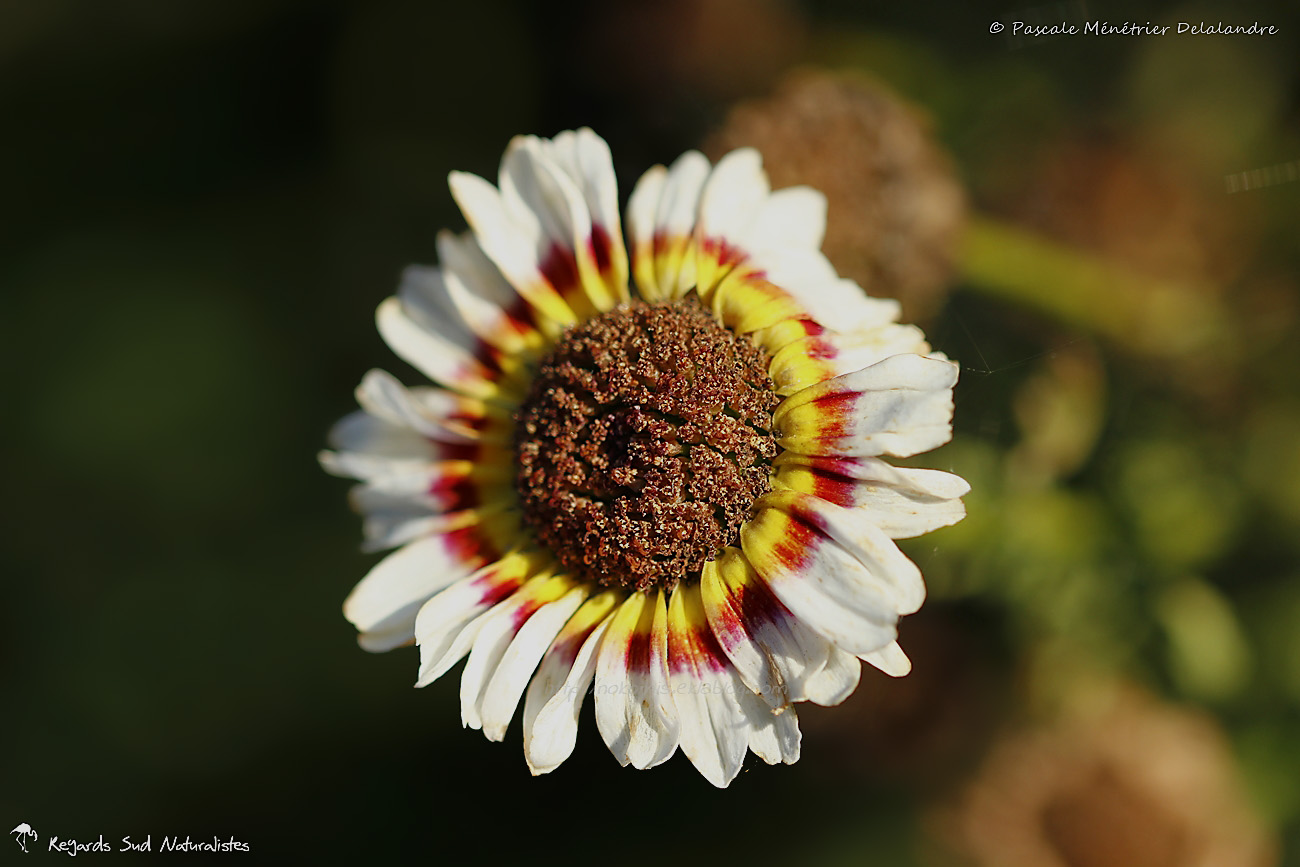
<box><xmin>769</xmin><ymin>512</ymin><xmax>817</xmax><ymax>572</ymax></box>
<box><xmin>590</xmin><ymin>224</ymin><xmax>613</xmax><ymax>273</ymax></box>
<box><xmin>649</xmin><ymin>228</ymin><xmax>671</xmax><ymax>264</ymax></box>
<box><xmin>547</xmin><ymin>619</ymin><xmax>597</xmax><ymax>666</ymax></box>
<box><xmin>789</xmin><ymin>495</ymin><xmax>828</xmax><ymax>525</ymax></box>
<box><xmin>699</xmin><ymin>236</ymin><xmax>749</xmax><ymax>270</ymax></box>
<box><xmin>470</xmin><ymin>336</ymin><xmax>506</xmax><ymax>375</ymax></box>
<box><xmin>803</xmin><ymin>391</ymin><xmax>858</xmax><ymax>438</ymax></box>
<box><xmin>504</xmin><ymin>294</ymin><xmax>542</xmax><ymax>337</ymax></box>
<box><xmin>430</xmin><ymin>440</ymin><xmax>482</xmax><ymax>464</ymax></box>
<box><xmin>510</xmin><ymin>594</ymin><xmax>547</xmax><ymax>630</ymax></box>
<box><xmin>626</xmin><ymin>624</ymin><xmax>653</xmax><ymax>673</ymax></box>
<box><xmin>696</xmin><ymin>623</ymin><xmax>730</xmax><ymax>672</ymax></box>
<box><xmin>429</xmin><ymin>473</ymin><xmax>480</xmax><ymax>512</ymax></box>
<box><xmin>439</xmin><ymin>407</ymin><xmax>491</xmax><ymax>433</ymax></box>
<box><xmin>539</xmin><ymin>242</ymin><xmax>580</xmax><ymax>294</ymax></box>
<box><xmin>730</xmin><ymin>576</ymin><xmax>793</xmax><ymax>636</ymax></box>
<box><xmin>469</xmin><ymin>563</ymin><xmax>527</xmax><ymax>609</ymax></box>
<box><xmin>794</xmin><ymin>465</ymin><xmax>858</xmax><ymax>507</ymax></box>
<box><xmin>706</xmin><ymin>592</ymin><xmax>748</xmax><ymax>647</ymax></box>
<box><xmin>806</xmin><ymin>455</ymin><xmax>861</xmax><ymax>476</ymax></box>
<box><xmin>443</xmin><ymin>523</ymin><xmax>495</xmax><ymax>574</ymax></box>
<box><xmin>670</xmin><ymin>620</ymin><xmax>729</xmax><ymax>674</ymax></box>
<box><xmin>804</xmin><ymin>336</ymin><xmax>838</xmax><ymax>361</ymax></box>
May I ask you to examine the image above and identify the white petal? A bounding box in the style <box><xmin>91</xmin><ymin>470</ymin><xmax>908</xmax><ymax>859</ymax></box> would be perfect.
<box><xmin>741</xmin><ymin>491</ymin><xmax>925</xmax><ymax>655</ymax></box>
<box><xmin>449</xmin><ymin>170</ymin><xmax>577</xmax><ymax>328</ymax></box>
<box><xmin>324</xmin><ymin>409</ymin><xmax>435</xmax><ymax>468</ymax></box>
<box><xmin>319</xmin><ymin>444</ymin><xmax>432</xmax><ymax>486</ymax></box>
<box><xmin>700</xmin><ymin>549</ymin><xmax>837</xmax><ymax>708</ymax></box>
<box><xmin>544</xmin><ymin>131</ymin><xmax>618</xmax><ymax>228</ymax></box>
<box><xmin>410</xmin><ymin>238</ymin><xmax>536</xmax><ymax>355</ymax></box>
<box><xmin>355</xmin><ymin>368</ymin><xmax>483</xmax><ymax>443</ymax></box>
<box><xmin>449</xmin><ymin>168</ymin><xmax>541</xmax><ymax>282</ymax></box>
<box><xmin>436</xmin><ymin>230</ymin><xmax>521</xmax><ymax>318</ymax></box>
<box><xmin>396</xmin><ymin>265</ymin><xmax>482</xmax><ymax>353</ymax></box>
<box><xmin>524</xmin><ymin>602</ymin><xmax>616</xmax><ymax>775</ymax></box>
<box><xmin>667</xmin><ymin>585</ymin><xmax>751</xmax><ymax>787</ymax></box>
<box><xmin>774</xmin><ymin>354</ymin><xmax>959</xmax><ymax>458</ymax></box>
<box><xmin>658</xmin><ymin>151</ymin><xmax>713</xmax><ymax>241</ymax></box>
<box><xmin>499</xmin><ymin>139</ymin><xmax>582</xmax><ymax>254</ymax></box>
<box><xmin>357</xmin><ymin>620</ymin><xmax>419</xmax><ymax>653</ymax></box>
<box><xmin>594</xmin><ymin>590</ymin><xmax>679</xmax><ymax>770</ymax></box>
<box><xmin>753</xmin><ymin>562</ymin><xmax>897</xmax><ymax>657</ymax></box>
<box><xmin>804</xmin><ymin>647</ymin><xmax>863</xmax><ymax>705</ymax></box>
<box><xmin>479</xmin><ymin>586</ymin><xmax>588</xmax><ymax>741</ymax></box>
<box><xmin>340</xmin><ymin>458</ymin><xmax>445</xmax><ymax>500</ymax></box>
<box><xmin>672</xmin><ymin>669</ymin><xmax>752</xmax><ymax>787</ymax></box>
<box><xmin>541</xmin><ymin>128</ymin><xmax>628</xmax><ymax>292</ymax></box>
<box><xmin>741</xmin><ymin>691</ymin><xmax>801</xmax><ymax>765</ymax></box>
<box><xmin>787</xmin><ymin>492</ymin><xmax>927</xmax><ymax>615</ymax></box>
<box><xmin>348</xmin><ymin>487</ymin><xmax>441</xmax><ymax>552</ymax></box>
<box><xmin>627</xmin><ymin>163</ymin><xmax>668</xmax><ymax>299</ymax></box>
<box><xmin>758</xmin><ymin>245</ymin><xmax>840</xmax><ymax>290</ymax></box>
<box><xmin>743</xmin><ymin>186</ymin><xmax>827</xmax><ymax>252</ymax></box>
<box><xmin>459</xmin><ymin>575</ymin><xmax>579</xmax><ymax>730</ymax></box>
<box><xmin>413</xmin><ymin>554</ymin><xmax>539</xmax><ymax>686</ymax></box>
<box><xmin>772</xmin><ymin>454</ymin><xmax>968</xmax><ymax>539</ymax></box>
<box><xmin>696</xmin><ymin>147</ymin><xmax>769</xmax><ymax>247</ymax></box>
<box><xmin>344</xmin><ymin>532</ymin><xmax>485</xmax><ymax>650</ymax></box>
<box><xmin>628</xmin><ymin>150</ymin><xmax>714</xmax><ymax>301</ymax></box>
<box><xmin>375</xmin><ymin>296</ymin><xmax>497</xmax><ymax>399</ymax></box>
<box><xmin>769</xmin><ymin>324</ymin><xmax>931</xmax><ymax>395</ymax></box>
<box><xmin>654</xmin><ymin>151</ymin><xmax>712</xmax><ymax>298</ymax></box>
<box><xmin>498</xmin><ymin>137</ymin><xmax>618</xmax><ymax>312</ymax></box>
<box><xmin>759</xmin><ymin>260</ymin><xmax>899</xmax><ymax>335</ymax></box>
<box><xmin>861</xmin><ymin>641</ymin><xmax>912</xmax><ymax>677</ymax></box>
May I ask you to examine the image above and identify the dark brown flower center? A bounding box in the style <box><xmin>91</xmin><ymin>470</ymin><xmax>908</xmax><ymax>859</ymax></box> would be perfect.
<box><xmin>513</xmin><ymin>297</ymin><xmax>780</xmax><ymax>592</ymax></box>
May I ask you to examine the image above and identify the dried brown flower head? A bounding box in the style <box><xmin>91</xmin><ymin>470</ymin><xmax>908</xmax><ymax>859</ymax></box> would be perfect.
<box><xmin>707</xmin><ymin>70</ymin><xmax>966</xmax><ymax>321</ymax></box>
<box><xmin>934</xmin><ymin>687</ymin><xmax>1275</xmax><ymax>867</ymax></box>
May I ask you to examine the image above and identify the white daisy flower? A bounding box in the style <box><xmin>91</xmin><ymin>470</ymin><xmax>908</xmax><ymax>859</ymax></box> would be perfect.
<box><xmin>321</xmin><ymin>128</ymin><xmax>967</xmax><ymax>787</ymax></box>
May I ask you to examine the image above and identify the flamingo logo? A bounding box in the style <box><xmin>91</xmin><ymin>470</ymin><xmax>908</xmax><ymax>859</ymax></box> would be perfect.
<box><xmin>11</xmin><ymin>823</ymin><xmax>37</xmax><ymax>853</ymax></box>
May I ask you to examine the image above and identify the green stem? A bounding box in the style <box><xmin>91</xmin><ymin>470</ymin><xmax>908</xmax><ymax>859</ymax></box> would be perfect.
<box><xmin>958</xmin><ymin>216</ymin><xmax>1235</xmax><ymax>358</ymax></box>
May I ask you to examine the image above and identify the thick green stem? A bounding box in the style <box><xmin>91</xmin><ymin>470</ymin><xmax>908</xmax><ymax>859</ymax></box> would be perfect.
<box><xmin>959</xmin><ymin>216</ymin><xmax>1235</xmax><ymax>359</ymax></box>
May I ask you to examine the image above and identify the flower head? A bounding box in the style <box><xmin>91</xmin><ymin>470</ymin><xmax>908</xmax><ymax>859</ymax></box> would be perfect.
<box><xmin>707</xmin><ymin>70</ymin><xmax>967</xmax><ymax>321</ymax></box>
<box><xmin>321</xmin><ymin>129</ymin><xmax>967</xmax><ymax>786</ymax></box>
<box><xmin>936</xmin><ymin>688</ymin><xmax>1275</xmax><ymax>867</ymax></box>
